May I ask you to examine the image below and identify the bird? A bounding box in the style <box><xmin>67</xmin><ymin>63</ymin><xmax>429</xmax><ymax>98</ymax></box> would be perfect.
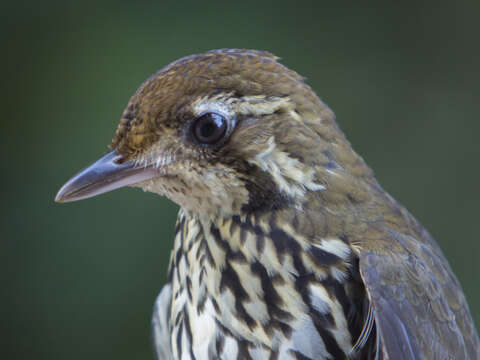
<box><xmin>55</xmin><ymin>49</ymin><xmax>480</xmax><ymax>360</ymax></box>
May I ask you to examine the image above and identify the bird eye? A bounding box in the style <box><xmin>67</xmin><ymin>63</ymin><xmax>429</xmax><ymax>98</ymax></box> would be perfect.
<box><xmin>192</xmin><ymin>112</ymin><xmax>228</xmax><ymax>145</ymax></box>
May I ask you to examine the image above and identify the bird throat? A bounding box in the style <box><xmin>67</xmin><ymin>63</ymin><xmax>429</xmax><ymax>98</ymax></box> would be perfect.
<box><xmin>166</xmin><ymin>207</ymin><xmax>366</xmax><ymax>359</ymax></box>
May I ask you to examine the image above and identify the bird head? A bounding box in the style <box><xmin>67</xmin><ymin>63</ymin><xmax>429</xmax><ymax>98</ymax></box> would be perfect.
<box><xmin>56</xmin><ymin>49</ymin><xmax>370</xmax><ymax>217</ymax></box>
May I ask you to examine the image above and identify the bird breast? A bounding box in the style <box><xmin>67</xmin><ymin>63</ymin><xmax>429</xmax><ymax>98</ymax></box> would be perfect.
<box><xmin>158</xmin><ymin>208</ymin><xmax>359</xmax><ymax>359</ymax></box>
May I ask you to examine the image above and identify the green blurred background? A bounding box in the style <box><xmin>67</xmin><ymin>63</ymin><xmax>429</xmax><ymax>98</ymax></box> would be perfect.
<box><xmin>2</xmin><ymin>1</ymin><xmax>479</xmax><ymax>359</ymax></box>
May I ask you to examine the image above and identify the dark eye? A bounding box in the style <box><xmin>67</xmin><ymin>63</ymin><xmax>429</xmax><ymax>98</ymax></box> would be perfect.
<box><xmin>192</xmin><ymin>112</ymin><xmax>228</xmax><ymax>145</ymax></box>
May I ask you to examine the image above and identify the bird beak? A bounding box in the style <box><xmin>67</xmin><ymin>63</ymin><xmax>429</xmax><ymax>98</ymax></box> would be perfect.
<box><xmin>55</xmin><ymin>150</ymin><xmax>159</xmax><ymax>203</ymax></box>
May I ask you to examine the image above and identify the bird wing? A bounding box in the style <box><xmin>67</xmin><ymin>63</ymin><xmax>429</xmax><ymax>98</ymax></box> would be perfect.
<box><xmin>357</xmin><ymin>227</ymin><xmax>480</xmax><ymax>360</ymax></box>
<box><xmin>152</xmin><ymin>283</ymin><xmax>173</xmax><ymax>360</ymax></box>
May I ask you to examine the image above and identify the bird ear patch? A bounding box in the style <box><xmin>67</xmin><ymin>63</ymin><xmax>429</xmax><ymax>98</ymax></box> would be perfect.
<box><xmin>248</xmin><ymin>136</ymin><xmax>325</xmax><ymax>199</ymax></box>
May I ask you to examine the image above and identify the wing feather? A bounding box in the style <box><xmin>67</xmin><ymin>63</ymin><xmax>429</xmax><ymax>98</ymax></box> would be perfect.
<box><xmin>358</xmin><ymin>227</ymin><xmax>480</xmax><ymax>359</ymax></box>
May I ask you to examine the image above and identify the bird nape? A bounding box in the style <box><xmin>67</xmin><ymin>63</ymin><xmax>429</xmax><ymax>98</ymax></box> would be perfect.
<box><xmin>55</xmin><ymin>49</ymin><xmax>480</xmax><ymax>360</ymax></box>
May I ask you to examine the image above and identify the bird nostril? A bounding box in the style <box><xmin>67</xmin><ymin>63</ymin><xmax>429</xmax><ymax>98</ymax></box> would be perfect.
<box><xmin>114</xmin><ymin>155</ymin><xmax>128</xmax><ymax>165</ymax></box>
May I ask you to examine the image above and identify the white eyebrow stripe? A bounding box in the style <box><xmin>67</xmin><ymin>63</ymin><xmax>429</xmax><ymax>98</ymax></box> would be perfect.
<box><xmin>191</xmin><ymin>95</ymin><xmax>236</xmax><ymax>118</ymax></box>
<box><xmin>191</xmin><ymin>94</ymin><xmax>293</xmax><ymax>119</ymax></box>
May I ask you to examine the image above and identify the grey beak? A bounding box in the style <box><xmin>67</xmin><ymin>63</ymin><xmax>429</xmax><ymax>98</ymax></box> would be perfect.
<box><xmin>55</xmin><ymin>150</ymin><xmax>158</xmax><ymax>203</ymax></box>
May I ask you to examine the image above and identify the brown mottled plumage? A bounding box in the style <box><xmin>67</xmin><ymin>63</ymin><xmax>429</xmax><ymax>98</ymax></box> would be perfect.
<box><xmin>56</xmin><ymin>49</ymin><xmax>480</xmax><ymax>359</ymax></box>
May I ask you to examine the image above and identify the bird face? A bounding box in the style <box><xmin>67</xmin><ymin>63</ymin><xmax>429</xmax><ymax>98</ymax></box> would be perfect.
<box><xmin>119</xmin><ymin>91</ymin><xmax>299</xmax><ymax>216</ymax></box>
<box><xmin>55</xmin><ymin>49</ymin><xmax>345</xmax><ymax>216</ymax></box>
